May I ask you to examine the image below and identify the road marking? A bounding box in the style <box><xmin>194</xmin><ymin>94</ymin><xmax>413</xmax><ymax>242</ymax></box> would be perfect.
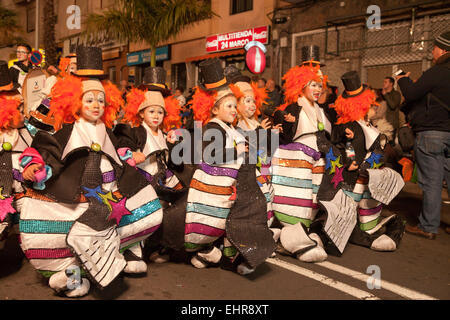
<box><xmin>315</xmin><ymin>261</ymin><xmax>438</xmax><ymax>300</ymax></box>
<box><xmin>266</xmin><ymin>258</ymin><xmax>380</xmax><ymax>300</ymax></box>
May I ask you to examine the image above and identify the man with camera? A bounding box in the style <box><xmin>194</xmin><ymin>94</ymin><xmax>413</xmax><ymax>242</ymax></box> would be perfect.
<box><xmin>396</xmin><ymin>31</ymin><xmax>450</xmax><ymax>240</ymax></box>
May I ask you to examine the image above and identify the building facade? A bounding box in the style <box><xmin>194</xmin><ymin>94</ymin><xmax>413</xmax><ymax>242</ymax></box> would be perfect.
<box><xmin>128</xmin><ymin>0</ymin><xmax>278</xmax><ymax>93</ymax></box>
<box><xmin>272</xmin><ymin>0</ymin><xmax>450</xmax><ymax>92</ymax></box>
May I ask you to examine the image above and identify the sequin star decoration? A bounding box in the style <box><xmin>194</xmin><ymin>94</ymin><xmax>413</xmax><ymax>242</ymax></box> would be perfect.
<box><xmin>0</xmin><ymin>187</ymin><xmax>5</xmax><ymax>200</ymax></box>
<box><xmin>82</xmin><ymin>186</ymin><xmax>103</xmax><ymax>203</ymax></box>
<box><xmin>365</xmin><ymin>152</ymin><xmax>383</xmax><ymax>169</ymax></box>
<box><xmin>329</xmin><ymin>155</ymin><xmax>344</xmax><ymax>174</ymax></box>
<box><xmin>107</xmin><ymin>197</ymin><xmax>132</xmax><ymax>225</ymax></box>
<box><xmin>331</xmin><ymin>166</ymin><xmax>344</xmax><ymax>189</ymax></box>
<box><xmin>98</xmin><ymin>191</ymin><xmax>116</xmax><ymax>211</ymax></box>
<box><xmin>0</xmin><ymin>197</ymin><xmax>16</xmax><ymax>222</ymax></box>
<box><xmin>325</xmin><ymin>147</ymin><xmax>337</xmax><ymax>171</ymax></box>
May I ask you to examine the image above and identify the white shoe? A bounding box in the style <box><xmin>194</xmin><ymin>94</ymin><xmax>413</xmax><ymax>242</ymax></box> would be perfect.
<box><xmin>308</xmin><ymin>233</ymin><xmax>324</xmax><ymax>248</ymax></box>
<box><xmin>237</xmin><ymin>263</ymin><xmax>255</xmax><ymax>275</ymax></box>
<box><xmin>124</xmin><ymin>260</ymin><xmax>148</xmax><ymax>274</ymax></box>
<box><xmin>149</xmin><ymin>251</ymin><xmax>170</xmax><ymax>264</ymax></box>
<box><xmin>371</xmin><ymin>234</ymin><xmax>397</xmax><ymax>251</ymax></box>
<box><xmin>65</xmin><ymin>278</ymin><xmax>90</xmax><ymax>298</ymax></box>
<box><xmin>297</xmin><ymin>246</ymin><xmax>328</xmax><ymax>263</ymax></box>
<box><xmin>190</xmin><ymin>255</ymin><xmax>208</xmax><ymax>269</ymax></box>
<box><xmin>49</xmin><ymin>270</ymin><xmax>69</xmax><ymax>292</ymax></box>
<box><xmin>197</xmin><ymin>246</ymin><xmax>222</xmax><ymax>264</ymax></box>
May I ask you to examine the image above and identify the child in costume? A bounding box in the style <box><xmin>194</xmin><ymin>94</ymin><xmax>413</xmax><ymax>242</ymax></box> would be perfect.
<box><xmin>225</xmin><ymin>65</ymin><xmax>279</xmax><ymax>234</ymax></box>
<box><xmin>19</xmin><ymin>47</ymin><xmax>163</xmax><ymax>298</ymax></box>
<box><xmin>0</xmin><ymin>61</ymin><xmax>33</xmax><ymax>249</ymax></box>
<box><xmin>270</xmin><ymin>48</ymin><xmax>333</xmax><ymax>263</ymax></box>
<box><xmin>315</xmin><ymin>71</ymin><xmax>405</xmax><ymax>254</ymax></box>
<box><xmin>114</xmin><ymin>66</ymin><xmax>186</xmax><ymax>261</ymax></box>
<box><xmin>185</xmin><ymin>59</ymin><xmax>275</xmax><ymax>275</ymax></box>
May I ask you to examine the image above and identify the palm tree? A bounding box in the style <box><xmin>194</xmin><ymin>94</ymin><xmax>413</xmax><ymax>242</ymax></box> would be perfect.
<box><xmin>0</xmin><ymin>5</ymin><xmax>23</xmax><ymax>49</ymax></box>
<box><xmin>85</xmin><ymin>0</ymin><xmax>216</xmax><ymax>67</ymax></box>
<box><xmin>43</xmin><ymin>0</ymin><xmax>58</xmax><ymax>67</ymax></box>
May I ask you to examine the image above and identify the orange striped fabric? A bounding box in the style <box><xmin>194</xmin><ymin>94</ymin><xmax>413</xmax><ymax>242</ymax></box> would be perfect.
<box><xmin>273</xmin><ymin>158</ymin><xmax>313</xmax><ymax>169</ymax></box>
<box><xmin>190</xmin><ymin>179</ymin><xmax>233</xmax><ymax>195</ymax></box>
<box><xmin>312</xmin><ymin>166</ymin><xmax>325</xmax><ymax>174</ymax></box>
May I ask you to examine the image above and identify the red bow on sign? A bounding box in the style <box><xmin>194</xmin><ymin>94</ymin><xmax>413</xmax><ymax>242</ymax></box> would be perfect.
<box><xmin>245</xmin><ymin>41</ymin><xmax>267</xmax><ymax>74</ymax></box>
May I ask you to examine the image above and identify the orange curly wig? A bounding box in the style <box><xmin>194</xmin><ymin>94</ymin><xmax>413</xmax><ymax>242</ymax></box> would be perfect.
<box><xmin>123</xmin><ymin>87</ymin><xmax>146</xmax><ymax>127</ymax></box>
<box><xmin>49</xmin><ymin>76</ymin><xmax>124</xmax><ymax>131</ymax></box>
<box><xmin>278</xmin><ymin>64</ymin><xmax>327</xmax><ymax>111</ymax></box>
<box><xmin>191</xmin><ymin>86</ymin><xmax>218</xmax><ymax>126</ymax></box>
<box><xmin>332</xmin><ymin>88</ymin><xmax>378</xmax><ymax>124</ymax></box>
<box><xmin>163</xmin><ymin>95</ymin><xmax>181</xmax><ymax>132</ymax></box>
<box><xmin>0</xmin><ymin>95</ymin><xmax>22</xmax><ymax>130</ymax></box>
<box><xmin>58</xmin><ymin>57</ymin><xmax>71</xmax><ymax>78</ymax></box>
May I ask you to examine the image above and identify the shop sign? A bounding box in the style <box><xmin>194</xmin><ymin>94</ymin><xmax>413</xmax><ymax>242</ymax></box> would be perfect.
<box><xmin>127</xmin><ymin>46</ymin><xmax>170</xmax><ymax>66</ymax></box>
<box><xmin>206</xmin><ymin>26</ymin><xmax>268</xmax><ymax>53</ymax></box>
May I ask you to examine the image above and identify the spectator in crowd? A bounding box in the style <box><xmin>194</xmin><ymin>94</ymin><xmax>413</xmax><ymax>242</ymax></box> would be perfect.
<box><xmin>397</xmin><ymin>30</ymin><xmax>450</xmax><ymax>240</ymax></box>
<box><xmin>382</xmin><ymin>76</ymin><xmax>402</xmax><ymax>132</ymax></box>
<box><xmin>318</xmin><ymin>84</ymin><xmax>338</xmax><ymax>124</ymax></box>
<box><xmin>9</xmin><ymin>43</ymin><xmax>32</xmax><ymax>92</ymax></box>
<box><xmin>263</xmin><ymin>78</ymin><xmax>283</xmax><ymax>117</ymax></box>
<box><xmin>174</xmin><ymin>86</ymin><xmax>186</xmax><ymax>107</ymax></box>
<box><xmin>370</xmin><ymin>88</ymin><xmax>394</xmax><ymax>143</ymax></box>
<box><xmin>257</xmin><ymin>77</ymin><xmax>266</xmax><ymax>89</ymax></box>
<box><xmin>119</xmin><ymin>79</ymin><xmax>131</xmax><ymax>101</ymax></box>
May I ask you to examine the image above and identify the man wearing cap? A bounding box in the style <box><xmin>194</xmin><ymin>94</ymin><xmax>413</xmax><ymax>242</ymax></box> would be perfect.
<box><xmin>397</xmin><ymin>31</ymin><xmax>450</xmax><ymax>240</ymax></box>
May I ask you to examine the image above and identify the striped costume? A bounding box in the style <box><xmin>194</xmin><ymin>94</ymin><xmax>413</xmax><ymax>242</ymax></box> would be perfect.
<box><xmin>0</xmin><ymin>127</ymin><xmax>32</xmax><ymax>248</ymax></box>
<box><xmin>185</xmin><ymin>119</ymin><xmax>275</xmax><ymax>269</ymax></box>
<box><xmin>272</xmin><ymin>97</ymin><xmax>331</xmax><ymax>228</ymax></box>
<box><xmin>19</xmin><ymin>119</ymin><xmax>162</xmax><ymax>287</ymax></box>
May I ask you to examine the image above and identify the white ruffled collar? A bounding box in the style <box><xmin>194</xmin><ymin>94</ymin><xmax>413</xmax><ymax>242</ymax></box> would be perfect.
<box><xmin>61</xmin><ymin>118</ymin><xmax>122</xmax><ymax>165</ymax></box>
<box><xmin>141</xmin><ymin>122</ymin><xmax>168</xmax><ymax>156</ymax></box>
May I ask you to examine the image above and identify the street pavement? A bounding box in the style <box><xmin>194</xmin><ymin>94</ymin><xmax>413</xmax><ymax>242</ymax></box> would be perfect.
<box><xmin>0</xmin><ymin>182</ymin><xmax>448</xmax><ymax>301</ymax></box>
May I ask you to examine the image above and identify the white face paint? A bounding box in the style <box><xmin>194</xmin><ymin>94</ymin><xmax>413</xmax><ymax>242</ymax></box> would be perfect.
<box><xmin>237</xmin><ymin>93</ymin><xmax>256</xmax><ymax>119</ymax></box>
<box><xmin>213</xmin><ymin>95</ymin><xmax>238</xmax><ymax>124</ymax></box>
<box><xmin>303</xmin><ymin>81</ymin><xmax>323</xmax><ymax>104</ymax></box>
<box><xmin>81</xmin><ymin>90</ymin><xmax>105</xmax><ymax>123</ymax></box>
<box><xmin>141</xmin><ymin>105</ymin><xmax>164</xmax><ymax>131</ymax></box>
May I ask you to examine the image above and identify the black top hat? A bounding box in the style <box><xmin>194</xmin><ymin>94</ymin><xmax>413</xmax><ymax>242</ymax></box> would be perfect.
<box><xmin>301</xmin><ymin>45</ymin><xmax>325</xmax><ymax>67</ymax></box>
<box><xmin>224</xmin><ymin>64</ymin><xmax>251</xmax><ymax>84</ymax></box>
<box><xmin>198</xmin><ymin>58</ymin><xmax>230</xmax><ymax>92</ymax></box>
<box><xmin>341</xmin><ymin>71</ymin><xmax>367</xmax><ymax>98</ymax></box>
<box><xmin>139</xmin><ymin>66</ymin><xmax>171</xmax><ymax>97</ymax></box>
<box><xmin>73</xmin><ymin>46</ymin><xmax>106</xmax><ymax>79</ymax></box>
<box><xmin>0</xmin><ymin>61</ymin><xmax>20</xmax><ymax>92</ymax></box>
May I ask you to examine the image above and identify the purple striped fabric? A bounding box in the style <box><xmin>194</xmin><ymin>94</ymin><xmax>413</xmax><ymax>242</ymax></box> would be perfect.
<box><xmin>185</xmin><ymin>223</ymin><xmax>225</xmax><ymax>238</ymax></box>
<box><xmin>273</xmin><ymin>195</ymin><xmax>319</xmax><ymax>209</ymax></box>
<box><xmin>137</xmin><ymin>167</ymin><xmax>153</xmax><ymax>183</ymax></box>
<box><xmin>102</xmin><ymin>170</ymin><xmax>116</xmax><ymax>183</ymax></box>
<box><xmin>199</xmin><ymin>162</ymin><xmax>238</xmax><ymax>179</ymax></box>
<box><xmin>13</xmin><ymin>169</ymin><xmax>24</xmax><ymax>182</ymax></box>
<box><xmin>359</xmin><ymin>204</ymin><xmax>383</xmax><ymax>216</ymax></box>
<box><xmin>120</xmin><ymin>224</ymin><xmax>160</xmax><ymax>244</ymax></box>
<box><xmin>166</xmin><ymin>169</ymin><xmax>174</xmax><ymax>178</ymax></box>
<box><xmin>25</xmin><ymin>248</ymin><xmax>73</xmax><ymax>259</ymax></box>
<box><xmin>279</xmin><ymin>142</ymin><xmax>321</xmax><ymax>161</ymax></box>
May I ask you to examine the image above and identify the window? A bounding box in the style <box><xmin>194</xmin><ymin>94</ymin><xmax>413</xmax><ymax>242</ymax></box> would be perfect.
<box><xmin>108</xmin><ymin>66</ymin><xmax>117</xmax><ymax>83</ymax></box>
<box><xmin>230</xmin><ymin>0</ymin><xmax>253</xmax><ymax>15</ymax></box>
<box><xmin>27</xmin><ymin>6</ymin><xmax>36</xmax><ymax>33</ymax></box>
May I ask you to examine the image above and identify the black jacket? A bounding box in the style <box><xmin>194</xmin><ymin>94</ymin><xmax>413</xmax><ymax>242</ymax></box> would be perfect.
<box><xmin>8</xmin><ymin>61</ymin><xmax>30</xmax><ymax>85</ymax></box>
<box><xmin>398</xmin><ymin>53</ymin><xmax>450</xmax><ymax>133</ymax></box>
<box><xmin>29</xmin><ymin>124</ymin><xmax>149</xmax><ymax>203</ymax></box>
